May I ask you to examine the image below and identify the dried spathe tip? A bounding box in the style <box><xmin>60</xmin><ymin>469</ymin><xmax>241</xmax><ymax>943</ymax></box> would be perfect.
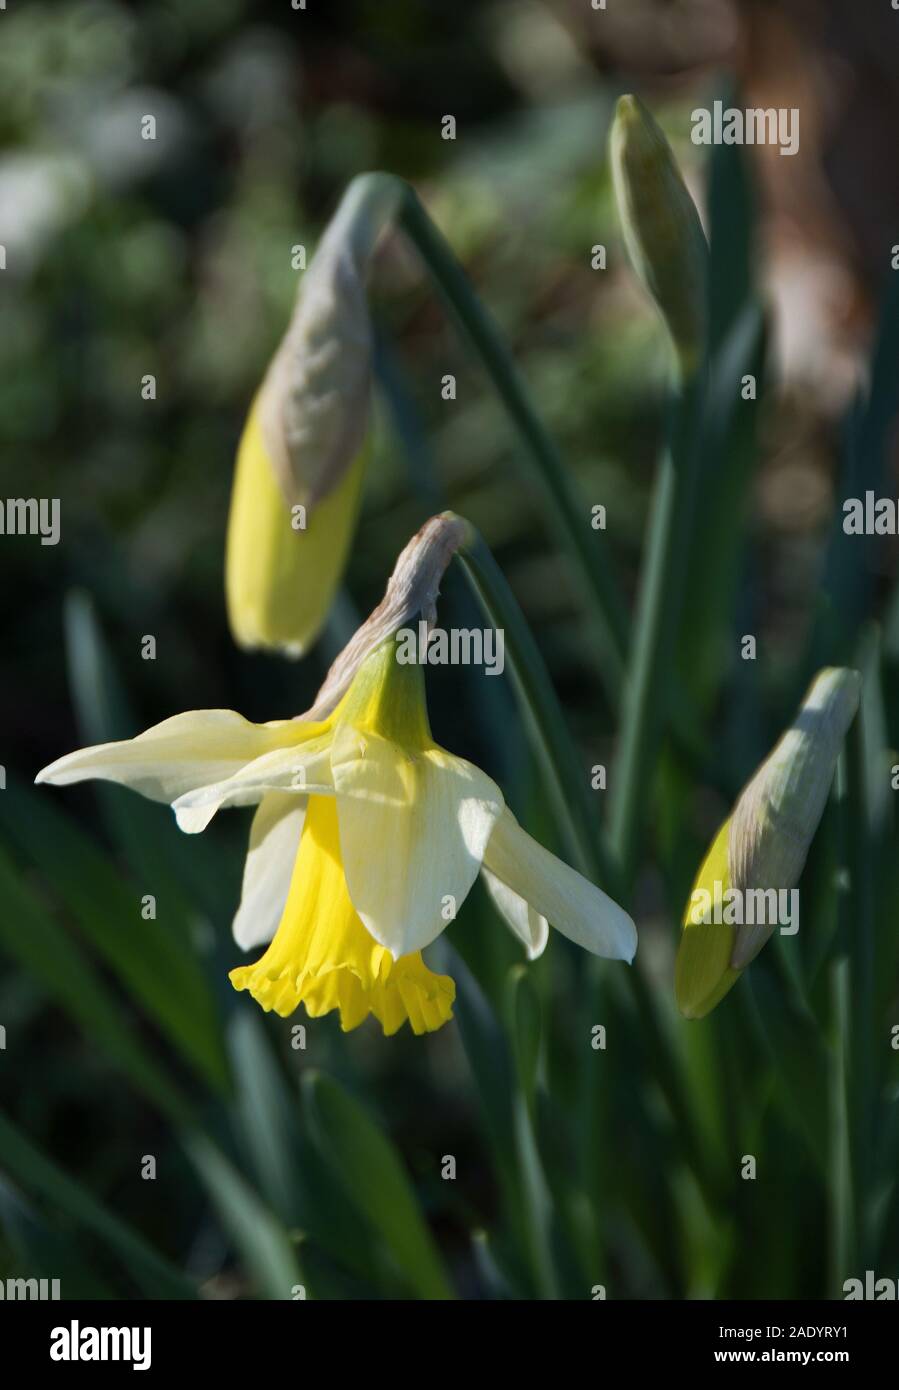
<box><xmin>300</xmin><ymin>511</ymin><xmax>475</xmax><ymax>721</ymax></box>
<box><xmin>610</xmin><ymin>94</ymin><xmax>708</xmax><ymax>378</ymax></box>
<box><xmin>259</xmin><ymin>172</ymin><xmax>401</xmax><ymax>512</ymax></box>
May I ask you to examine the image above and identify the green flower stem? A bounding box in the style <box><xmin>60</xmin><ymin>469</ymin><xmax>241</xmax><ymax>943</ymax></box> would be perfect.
<box><xmin>618</xmin><ymin>957</ymin><xmax>725</xmax><ymax>1208</ymax></box>
<box><xmin>457</xmin><ymin>527</ymin><xmax>723</xmax><ymax>1208</ymax></box>
<box><xmin>394</xmin><ymin>166</ymin><xmax>719</xmax><ymax>1204</ymax></box>
<box><xmin>383</xmin><ymin>175</ymin><xmax>709</xmax><ymax>781</ymax></box>
<box><xmin>512</xmin><ymin>1091</ymin><xmax>559</xmax><ymax>1298</ymax></box>
<box><xmin>840</xmin><ymin>711</ymin><xmax>875</xmax><ymax>1268</ymax></box>
<box><xmin>394</xmin><ymin>181</ymin><xmax>629</xmax><ymax>706</ymax></box>
<box><xmin>455</xmin><ymin>529</ymin><xmax>613</xmax><ymax>889</ymax></box>
<box><xmin>508</xmin><ymin>964</ymin><xmax>558</xmax><ymax>1298</ymax></box>
<box><xmin>608</xmin><ymin>367</ymin><xmax>707</xmax><ymax>889</ymax></box>
<box><xmin>829</xmin><ymin>958</ymin><xmax>854</xmax><ymax>1293</ymax></box>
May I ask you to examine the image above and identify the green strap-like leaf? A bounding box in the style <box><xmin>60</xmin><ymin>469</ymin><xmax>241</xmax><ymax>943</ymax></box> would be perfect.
<box><xmin>0</xmin><ymin>784</ymin><xmax>229</xmax><ymax>1095</ymax></box>
<box><xmin>182</xmin><ymin>1132</ymin><xmax>305</xmax><ymax>1301</ymax></box>
<box><xmin>302</xmin><ymin>1070</ymin><xmax>453</xmax><ymax>1299</ymax></box>
<box><xmin>0</xmin><ymin>844</ymin><xmax>189</xmax><ymax>1120</ymax></box>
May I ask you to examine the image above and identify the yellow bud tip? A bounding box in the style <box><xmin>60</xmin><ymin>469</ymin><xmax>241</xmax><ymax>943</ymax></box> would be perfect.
<box><xmin>615</xmin><ymin>93</ymin><xmax>640</xmax><ymax>123</ymax></box>
<box><xmin>674</xmin><ymin>820</ymin><xmax>743</xmax><ymax>1020</ymax></box>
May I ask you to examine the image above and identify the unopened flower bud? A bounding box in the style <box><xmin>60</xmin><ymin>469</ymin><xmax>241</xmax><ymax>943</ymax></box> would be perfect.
<box><xmin>610</xmin><ymin>94</ymin><xmax>708</xmax><ymax>378</ymax></box>
<box><xmin>226</xmin><ymin>173</ymin><xmax>400</xmax><ymax>655</ymax></box>
<box><xmin>728</xmin><ymin>667</ymin><xmax>861</xmax><ymax>968</ymax></box>
<box><xmin>676</xmin><ymin>667</ymin><xmax>861</xmax><ymax>1018</ymax></box>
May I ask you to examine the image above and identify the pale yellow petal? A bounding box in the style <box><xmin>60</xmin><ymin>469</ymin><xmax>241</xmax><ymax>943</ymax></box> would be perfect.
<box><xmin>172</xmin><ymin>733</ymin><xmax>334</xmax><ymax>833</ymax></box>
<box><xmin>330</xmin><ymin>722</ymin><xmax>503</xmax><ymax>958</ymax></box>
<box><xmin>482</xmin><ymin>808</ymin><xmax>637</xmax><ymax>962</ymax></box>
<box><xmin>481</xmin><ymin>866</ymin><xmax>549</xmax><ymax>960</ymax></box>
<box><xmin>232</xmin><ymin>793</ymin><xmax>307</xmax><ymax>952</ymax></box>
<box><xmin>34</xmin><ymin>709</ymin><xmax>301</xmax><ymax>807</ymax></box>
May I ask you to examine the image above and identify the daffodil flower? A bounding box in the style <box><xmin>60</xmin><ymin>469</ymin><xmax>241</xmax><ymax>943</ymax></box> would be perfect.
<box><xmin>36</xmin><ymin>636</ymin><xmax>637</xmax><ymax>1037</ymax></box>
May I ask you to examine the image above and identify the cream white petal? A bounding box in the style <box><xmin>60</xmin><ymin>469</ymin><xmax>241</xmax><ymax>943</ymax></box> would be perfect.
<box><xmin>330</xmin><ymin>723</ymin><xmax>503</xmax><ymax>958</ymax></box>
<box><xmin>482</xmin><ymin>808</ymin><xmax>637</xmax><ymax>962</ymax></box>
<box><xmin>172</xmin><ymin>736</ymin><xmax>334</xmax><ymax>833</ymax></box>
<box><xmin>34</xmin><ymin>710</ymin><xmax>303</xmax><ymax>806</ymax></box>
<box><xmin>481</xmin><ymin>866</ymin><xmax>549</xmax><ymax>960</ymax></box>
<box><xmin>232</xmin><ymin>793</ymin><xmax>306</xmax><ymax>951</ymax></box>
